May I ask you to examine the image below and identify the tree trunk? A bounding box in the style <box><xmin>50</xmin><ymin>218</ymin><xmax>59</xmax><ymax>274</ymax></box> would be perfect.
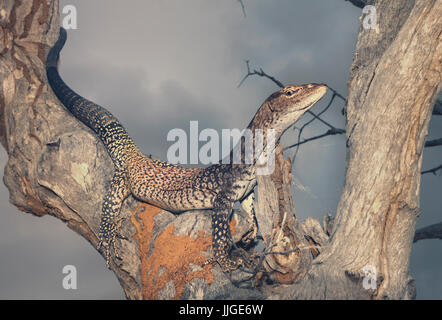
<box><xmin>0</xmin><ymin>0</ymin><xmax>440</xmax><ymax>299</ymax></box>
<box><xmin>274</xmin><ymin>0</ymin><xmax>441</xmax><ymax>300</ymax></box>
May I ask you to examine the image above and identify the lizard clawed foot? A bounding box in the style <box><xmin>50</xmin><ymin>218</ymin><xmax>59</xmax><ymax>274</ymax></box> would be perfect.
<box><xmin>202</xmin><ymin>249</ymin><xmax>254</xmax><ymax>273</ymax></box>
<box><xmin>98</xmin><ymin>237</ymin><xmax>123</xmax><ymax>268</ymax></box>
<box><xmin>97</xmin><ymin>238</ymin><xmax>112</xmax><ymax>268</ymax></box>
<box><xmin>240</xmin><ymin>228</ymin><xmax>258</xmax><ymax>247</ymax></box>
<box><xmin>213</xmin><ymin>250</ymin><xmax>253</xmax><ymax>273</ymax></box>
<box><xmin>115</xmin><ymin>217</ymin><xmax>129</xmax><ymax>240</ymax></box>
<box><xmin>218</xmin><ymin>255</ymin><xmax>245</xmax><ymax>273</ymax></box>
<box><xmin>201</xmin><ymin>257</ymin><xmax>216</xmax><ymax>269</ymax></box>
<box><xmin>201</xmin><ymin>255</ymin><xmax>244</xmax><ymax>273</ymax></box>
<box><xmin>98</xmin><ymin>220</ymin><xmax>122</xmax><ymax>268</ymax></box>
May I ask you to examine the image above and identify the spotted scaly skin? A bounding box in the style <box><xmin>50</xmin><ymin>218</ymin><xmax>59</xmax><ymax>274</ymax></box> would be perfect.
<box><xmin>46</xmin><ymin>28</ymin><xmax>327</xmax><ymax>272</ymax></box>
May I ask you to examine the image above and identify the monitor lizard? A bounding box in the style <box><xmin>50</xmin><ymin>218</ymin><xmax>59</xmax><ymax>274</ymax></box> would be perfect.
<box><xmin>46</xmin><ymin>27</ymin><xmax>327</xmax><ymax>272</ymax></box>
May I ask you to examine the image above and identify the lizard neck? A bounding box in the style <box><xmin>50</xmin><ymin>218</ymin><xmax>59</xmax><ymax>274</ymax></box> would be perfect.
<box><xmin>223</xmin><ymin>102</ymin><xmax>281</xmax><ymax>172</ymax></box>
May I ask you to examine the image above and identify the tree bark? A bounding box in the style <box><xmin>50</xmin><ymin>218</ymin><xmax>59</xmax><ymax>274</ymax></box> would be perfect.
<box><xmin>0</xmin><ymin>0</ymin><xmax>440</xmax><ymax>300</ymax></box>
<box><xmin>275</xmin><ymin>0</ymin><xmax>440</xmax><ymax>300</ymax></box>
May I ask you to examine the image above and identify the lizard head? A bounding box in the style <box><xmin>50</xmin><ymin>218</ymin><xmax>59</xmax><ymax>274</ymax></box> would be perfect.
<box><xmin>267</xmin><ymin>83</ymin><xmax>328</xmax><ymax>122</ymax></box>
<box><xmin>250</xmin><ymin>83</ymin><xmax>328</xmax><ymax>137</ymax></box>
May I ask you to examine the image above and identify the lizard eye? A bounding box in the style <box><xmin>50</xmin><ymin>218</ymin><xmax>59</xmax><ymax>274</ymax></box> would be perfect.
<box><xmin>285</xmin><ymin>88</ymin><xmax>299</xmax><ymax>96</ymax></box>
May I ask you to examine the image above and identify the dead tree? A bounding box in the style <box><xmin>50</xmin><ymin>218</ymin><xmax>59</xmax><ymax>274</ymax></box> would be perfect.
<box><xmin>0</xmin><ymin>0</ymin><xmax>440</xmax><ymax>299</ymax></box>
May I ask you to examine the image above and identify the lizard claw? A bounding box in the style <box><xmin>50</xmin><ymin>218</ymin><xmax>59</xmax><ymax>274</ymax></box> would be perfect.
<box><xmin>98</xmin><ymin>238</ymin><xmax>112</xmax><ymax>268</ymax></box>
<box><xmin>201</xmin><ymin>258</ymin><xmax>216</xmax><ymax>269</ymax></box>
<box><xmin>202</xmin><ymin>254</ymin><xmax>245</xmax><ymax>272</ymax></box>
<box><xmin>98</xmin><ymin>225</ymin><xmax>118</xmax><ymax>268</ymax></box>
<box><xmin>240</xmin><ymin>228</ymin><xmax>257</xmax><ymax>247</ymax></box>
<box><xmin>214</xmin><ymin>253</ymin><xmax>245</xmax><ymax>273</ymax></box>
<box><xmin>220</xmin><ymin>256</ymin><xmax>245</xmax><ymax>273</ymax></box>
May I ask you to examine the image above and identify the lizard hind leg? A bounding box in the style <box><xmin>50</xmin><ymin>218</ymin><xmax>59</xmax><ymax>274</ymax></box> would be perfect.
<box><xmin>97</xmin><ymin>170</ymin><xmax>130</xmax><ymax>268</ymax></box>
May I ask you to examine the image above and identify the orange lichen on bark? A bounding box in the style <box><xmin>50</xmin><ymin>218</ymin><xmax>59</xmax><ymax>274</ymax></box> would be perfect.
<box><xmin>130</xmin><ymin>203</ymin><xmax>160</xmax><ymax>252</ymax></box>
<box><xmin>131</xmin><ymin>203</ymin><xmax>215</xmax><ymax>300</ymax></box>
<box><xmin>142</xmin><ymin>226</ymin><xmax>214</xmax><ymax>300</ymax></box>
<box><xmin>230</xmin><ymin>218</ymin><xmax>237</xmax><ymax>236</ymax></box>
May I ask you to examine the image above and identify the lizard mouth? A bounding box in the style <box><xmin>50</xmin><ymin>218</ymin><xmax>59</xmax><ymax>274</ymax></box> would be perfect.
<box><xmin>300</xmin><ymin>101</ymin><xmax>315</xmax><ymax>110</ymax></box>
<box><xmin>300</xmin><ymin>98</ymin><xmax>320</xmax><ymax>111</ymax></box>
<box><xmin>301</xmin><ymin>85</ymin><xmax>328</xmax><ymax>110</ymax></box>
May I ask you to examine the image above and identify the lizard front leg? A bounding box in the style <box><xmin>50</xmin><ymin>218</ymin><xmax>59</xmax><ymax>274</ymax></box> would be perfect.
<box><xmin>98</xmin><ymin>169</ymin><xmax>130</xmax><ymax>267</ymax></box>
<box><xmin>211</xmin><ymin>195</ymin><xmax>244</xmax><ymax>272</ymax></box>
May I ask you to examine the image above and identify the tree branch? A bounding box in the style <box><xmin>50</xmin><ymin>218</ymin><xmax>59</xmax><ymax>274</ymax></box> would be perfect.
<box><xmin>289</xmin><ymin>93</ymin><xmax>337</xmax><ymax>163</ymax></box>
<box><xmin>284</xmin><ymin>127</ymin><xmax>346</xmax><ymax>151</ymax></box>
<box><xmin>425</xmin><ymin>138</ymin><xmax>442</xmax><ymax>148</ymax></box>
<box><xmin>421</xmin><ymin>164</ymin><xmax>442</xmax><ymax>175</ymax></box>
<box><xmin>432</xmin><ymin>99</ymin><xmax>442</xmax><ymax>115</ymax></box>
<box><xmin>237</xmin><ymin>0</ymin><xmax>246</xmax><ymax>17</ymax></box>
<box><xmin>328</xmin><ymin>87</ymin><xmax>346</xmax><ymax>102</ymax></box>
<box><xmin>344</xmin><ymin>0</ymin><xmax>369</xmax><ymax>9</ymax></box>
<box><xmin>414</xmin><ymin>222</ymin><xmax>442</xmax><ymax>242</ymax></box>
<box><xmin>238</xmin><ymin>60</ymin><xmax>285</xmax><ymax>89</ymax></box>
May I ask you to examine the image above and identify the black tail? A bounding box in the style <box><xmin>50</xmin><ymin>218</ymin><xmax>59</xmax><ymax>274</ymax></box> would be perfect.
<box><xmin>46</xmin><ymin>27</ymin><xmax>140</xmax><ymax>167</ymax></box>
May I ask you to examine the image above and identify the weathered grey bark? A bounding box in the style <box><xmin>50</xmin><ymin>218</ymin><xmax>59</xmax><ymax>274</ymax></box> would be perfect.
<box><xmin>254</xmin><ymin>145</ymin><xmax>317</xmax><ymax>285</ymax></box>
<box><xmin>0</xmin><ymin>0</ymin><xmax>440</xmax><ymax>300</ymax></box>
<box><xmin>334</xmin><ymin>0</ymin><xmax>440</xmax><ymax>299</ymax></box>
<box><xmin>273</xmin><ymin>0</ymin><xmax>441</xmax><ymax>299</ymax></box>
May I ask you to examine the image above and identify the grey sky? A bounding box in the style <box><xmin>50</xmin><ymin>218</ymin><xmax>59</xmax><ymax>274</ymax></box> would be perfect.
<box><xmin>0</xmin><ymin>0</ymin><xmax>440</xmax><ymax>299</ymax></box>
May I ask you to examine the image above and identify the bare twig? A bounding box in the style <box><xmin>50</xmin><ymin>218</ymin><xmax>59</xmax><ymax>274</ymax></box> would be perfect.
<box><xmin>328</xmin><ymin>87</ymin><xmax>346</xmax><ymax>102</ymax></box>
<box><xmin>345</xmin><ymin>0</ymin><xmax>369</xmax><ymax>9</ymax></box>
<box><xmin>305</xmin><ymin>108</ymin><xmax>340</xmax><ymax>130</ymax></box>
<box><xmin>433</xmin><ymin>99</ymin><xmax>442</xmax><ymax>115</ymax></box>
<box><xmin>237</xmin><ymin>0</ymin><xmax>246</xmax><ymax>17</ymax></box>
<box><xmin>421</xmin><ymin>164</ymin><xmax>442</xmax><ymax>175</ymax></box>
<box><xmin>425</xmin><ymin>138</ymin><xmax>442</xmax><ymax>148</ymax></box>
<box><xmin>285</xmin><ymin>127</ymin><xmax>346</xmax><ymax>150</ymax></box>
<box><xmin>238</xmin><ymin>60</ymin><xmax>284</xmax><ymax>89</ymax></box>
<box><xmin>290</xmin><ymin>92</ymin><xmax>340</xmax><ymax>162</ymax></box>
<box><xmin>414</xmin><ymin>222</ymin><xmax>442</xmax><ymax>242</ymax></box>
